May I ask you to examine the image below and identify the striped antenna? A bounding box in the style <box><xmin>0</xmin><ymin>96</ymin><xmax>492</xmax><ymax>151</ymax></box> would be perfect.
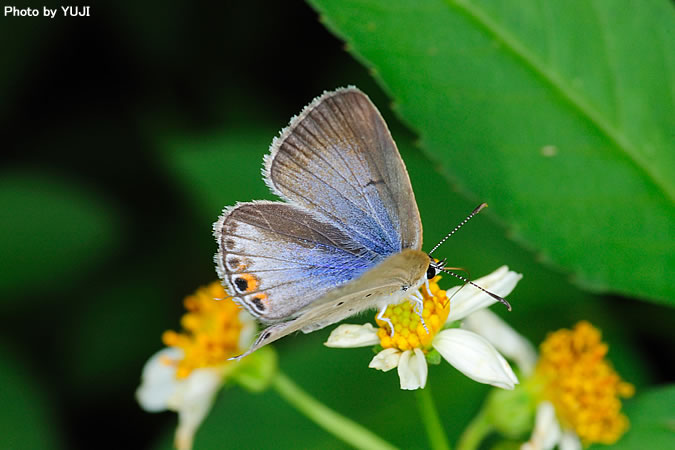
<box><xmin>429</xmin><ymin>203</ymin><xmax>488</xmax><ymax>256</ymax></box>
<box><xmin>441</xmin><ymin>269</ymin><xmax>512</xmax><ymax>311</ymax></box>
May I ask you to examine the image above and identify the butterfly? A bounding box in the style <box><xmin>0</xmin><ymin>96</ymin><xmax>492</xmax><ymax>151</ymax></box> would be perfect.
<box><xmin>213</xmin><ymin>87</ymin><xmax>507</xmax><ymax>359</ymax></box>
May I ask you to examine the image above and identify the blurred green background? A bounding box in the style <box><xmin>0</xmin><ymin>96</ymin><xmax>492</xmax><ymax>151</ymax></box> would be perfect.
<box><xmin>1</xmin><ymin>1</ymin><xmax>673</xmax><ymax>449</ymax></box>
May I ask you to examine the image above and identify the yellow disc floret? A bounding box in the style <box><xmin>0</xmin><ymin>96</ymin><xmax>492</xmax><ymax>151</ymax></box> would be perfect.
<box><xmin>535</xmin><ymin>321</ymin><xmax>634</xmax><ymax>445</ymax></box>
<box><xmin>161</xmin><ymin>282</ymin><xmax>247</xmax><ymax>379</ymax></box>
<box><xmin>375</xmin><ymin>276</ymin><xmax>449</xmax><ymax>352</ymax></box>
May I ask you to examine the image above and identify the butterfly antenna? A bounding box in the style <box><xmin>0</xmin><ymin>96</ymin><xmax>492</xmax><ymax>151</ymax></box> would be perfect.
<box><xmin>429</xmin><ymin>203</ymin><xmax>488</xmax><ymax>256</ymax></box>
<box><xmin>441</xmin><ymin>268</ymin><xmax>512</xmax><ymax>311</ymax></box>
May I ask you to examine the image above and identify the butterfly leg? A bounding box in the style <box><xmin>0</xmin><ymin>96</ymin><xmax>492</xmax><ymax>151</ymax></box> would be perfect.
<box><xmin>410</xmin><ymin>291</ymin><xmax>429</xmax><ymax>334</ymax></box>
<box><xmin>377</xmin><ymin>305</ymin><xmax>395</xmax><ymax>337</ymax></box>
<box><xmin>424</xmin><ymin>279</ymin><xmax>433</xmax><ymax>297</ymax></box>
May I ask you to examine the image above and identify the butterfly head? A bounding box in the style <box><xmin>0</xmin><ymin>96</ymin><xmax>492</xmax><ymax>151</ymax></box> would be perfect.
<box><xmin>425</xmin><ymin>203</ymin><xmax>512</xmax><ymax>311</ymax></box>
<box><xmin>426</xmin><ymin>257</ymin><xmax>446</xmax><ymax>280</ymax></box>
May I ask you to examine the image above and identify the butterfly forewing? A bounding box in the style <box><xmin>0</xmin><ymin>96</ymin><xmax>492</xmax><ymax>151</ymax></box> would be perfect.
<box><xmin>264</xmin><ymin>87</ymin><xmax>422</xmax><ymax>253</ymax></box>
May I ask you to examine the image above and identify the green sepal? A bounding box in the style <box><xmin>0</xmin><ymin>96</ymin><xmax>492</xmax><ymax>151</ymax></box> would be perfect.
<box><xmin>485</xmin><ymin>384</ymin><xmax>536</xmax><ymax>438</ymax></box>
<box><xmin>425</xmin><ymin>349</ymin><xmax>442</xmax><ymax>365</ymax></box>
<box><xmin>229</xmin><ymin>346</ymin><xmax>278</xmax><ymax>393</ymax></box>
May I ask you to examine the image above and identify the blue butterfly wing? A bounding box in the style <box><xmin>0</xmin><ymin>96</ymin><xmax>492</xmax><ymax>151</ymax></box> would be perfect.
<box><xmin>263</xmin><ymin>87</ymin><xmax>422</xmax><ymax>254</ymax></box>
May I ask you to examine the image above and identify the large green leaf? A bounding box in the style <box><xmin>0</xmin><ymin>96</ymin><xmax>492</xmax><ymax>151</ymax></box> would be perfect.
<box><xmin>309</xmin><ymin>0</ymin><xmax>675</xmax><ymax>304</ymax></box>
<box><xmin>605</xmin><ymin>385</ymin><xmax>675</xmax><ymax>450</ymax></box>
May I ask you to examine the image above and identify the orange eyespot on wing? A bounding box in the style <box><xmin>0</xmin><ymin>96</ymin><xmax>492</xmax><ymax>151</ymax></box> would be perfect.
<box><xmin>232</xmin><ymin>273</ymin><xmax>260</xmax><ymax>293</ymax></box>
<box><xmin>242</xmin><ymin>292</ymin><xmax>268</xmax><ymax>313</ymax></box>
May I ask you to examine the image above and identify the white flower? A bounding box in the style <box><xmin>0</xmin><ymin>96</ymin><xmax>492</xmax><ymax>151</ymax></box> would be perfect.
<box><xmin>505</xmin><ymin>322</ymin><xmax>631</xmax><ymax>449</ymax></box>
<box><xmin>325</xmin><ymin>266</ymin><xmax>522</xmax><ymax>390</ymax></box>
<box><xmin>136</xmin><ymin>348</ymin><xmax>223</xmax><ymax>450</ymax></box>
<box><xmin>136</xmin><ymin>282</ymin><xmax>259</xmax><ymax>450</ymax></box>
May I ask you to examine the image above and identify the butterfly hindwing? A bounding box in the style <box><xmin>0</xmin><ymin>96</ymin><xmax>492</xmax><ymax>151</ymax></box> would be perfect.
<box><xmin>264</xmin><ymin>87</ymin><xmax>422</xmax><ymax>254</ymax></box>
<box><xmin>236</xmin><ymin>248</ymin><xmax>429</xmax><ymax>359</ymax></box>
<box><xmin>214</xmin><ymin>201</ymin><xmax>387</xmax><ymax>322</ymax></box>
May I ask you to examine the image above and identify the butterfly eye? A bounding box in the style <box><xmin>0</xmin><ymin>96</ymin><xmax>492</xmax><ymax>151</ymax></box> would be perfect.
<box><xmin>426</xmin><ymin>265</ymin><xmax>437</xmax><ymax>280</ymax></box>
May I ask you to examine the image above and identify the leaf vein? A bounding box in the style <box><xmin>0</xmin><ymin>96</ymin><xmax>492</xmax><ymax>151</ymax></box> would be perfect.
<box><xmin>445</xmin><ymin>0</ymin><xmax>675</xmax><ymax>202</ymax></box>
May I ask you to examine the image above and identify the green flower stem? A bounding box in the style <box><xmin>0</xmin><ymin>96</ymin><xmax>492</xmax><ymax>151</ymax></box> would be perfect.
<box><xmin>415</xmin><ymin>385</ymin><xmax>451</xmax><ymax>450</ymax></box>
<box><xmin>456</xmin><ymin>408</ymin><xmax>493</xmax><ymax>450</ymax></box>
<box><xmin>272</xmin><ymin>371</ymin><xmax>397</xmax><ymax>450</ymax></box>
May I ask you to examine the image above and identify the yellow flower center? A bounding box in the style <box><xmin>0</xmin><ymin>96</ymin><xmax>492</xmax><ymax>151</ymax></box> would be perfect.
<box><xmin>375</xmin><ymin>276</ymin><xmax>449</xmax><ymax>352</ymax></box>
<box><xmin>535</xmin><ymin>321</ymin><xmax>634</xmax><ymax>445</ymax></box>
<box><xmin>161</xmin><ymin>281</ymin><xmax>247</xmax><ymax>379</ymax></box>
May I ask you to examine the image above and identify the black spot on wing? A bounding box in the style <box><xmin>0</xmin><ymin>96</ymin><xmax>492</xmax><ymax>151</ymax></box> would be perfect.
<box><xmin>235</xmin><ymin>277</ymin><xmax>248</xmax><ymax>292</ymax></box>
<box><xmin>251</xmin><ymin>296</ymin><xmax>266</xmax><ymax>312</ymax></box>
<box><xmin>365</xmin><ymin>178</ymin><xmax>384</xmax><ymax>187</ymax></box>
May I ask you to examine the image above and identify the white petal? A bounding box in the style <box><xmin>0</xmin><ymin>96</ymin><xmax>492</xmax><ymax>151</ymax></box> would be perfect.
<box><xmin>462</xmin><ymin>309</ymin><xmax>537</xmax><ymax>376</ymax></box>
<box><xmin>172</xmin><ymin>368</ymin><xmax>223</xmax><ymax>450</ymax></box>
<box><xmin>136</xmin><ymin>348</ymin><xmax>224</xmax><ymax>450</ymax></box>
<box><xmin>369</xmin><ymin>348</ymin><xmax>401</xmax><ymax>372</ymax></box>
<box><xmin>136</xmin><ymin>347</ymin><xmax>184</xmax><ymax>412</ymax></box>
<box><xmin>397</xmin><ymin>348</ymin><xmax>428</xmax><ymax>390</ymax></box>
<box><xmin>559</xmin><ymin>430</ymin><xmax>582</xmax><ymax>450</ymax></box>
<box><xmin>433</xmin><ymin>329</ymin><xmax>518</xmax><ymax>389</ymax></box>
<box><xmin>446</xmin><ymin>266</ymin><xmax>522</xmax><ymax>322</ymax></box>
<box><xmin>324</xmin><ymin>323</ymin><xmax>380</xmax><ymax>348</ymax></box>
<box><xmin>521</xmin><ymin>401</ymin><xmax>561</xmax><ymax>450</ymax></box>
